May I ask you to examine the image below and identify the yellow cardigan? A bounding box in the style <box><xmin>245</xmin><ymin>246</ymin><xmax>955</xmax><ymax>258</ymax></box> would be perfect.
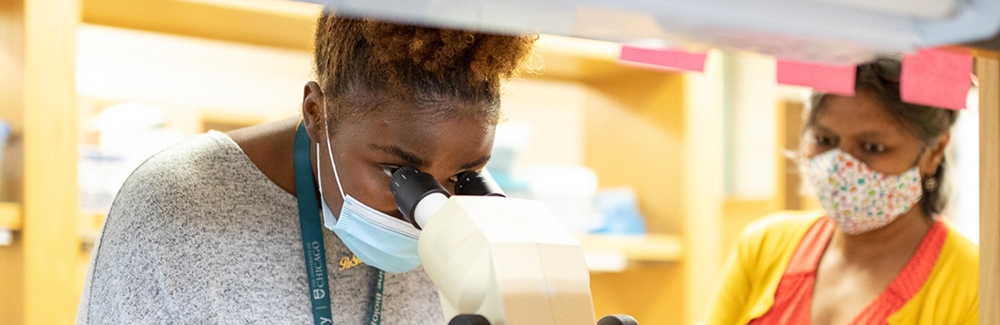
<box><xmin>704</xmin><ymin>210</ymin><xmax>979</xmax><ymax>325</ymax></box>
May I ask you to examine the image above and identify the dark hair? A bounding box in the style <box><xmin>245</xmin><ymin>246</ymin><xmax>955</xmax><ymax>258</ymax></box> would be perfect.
<box><xmin>805</xmin><ymin>57</ymin><xmax>960</xmax><ymax>217</ymax></box>
<box><xmin>313</xmin><ymin>13</ymin><xmax>536</xmax><ymax>125</ymax></box>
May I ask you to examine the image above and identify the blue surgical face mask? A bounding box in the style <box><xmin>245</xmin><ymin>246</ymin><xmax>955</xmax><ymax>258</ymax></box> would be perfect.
<box><xmin>315</xmin><ymin>106</ymin><xmax>422</xmax><ymax>274</ymax></box>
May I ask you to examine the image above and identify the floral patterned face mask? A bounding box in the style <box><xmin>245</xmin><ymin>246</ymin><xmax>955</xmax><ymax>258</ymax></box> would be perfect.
<box><xmin>803</xmin><ymin>149</ymin><xmax>924</xmax><ymax>235</ymax></box>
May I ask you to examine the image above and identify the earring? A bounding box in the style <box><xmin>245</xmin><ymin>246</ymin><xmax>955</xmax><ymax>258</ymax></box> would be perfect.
<box><xmin>923</xmin><ymin>176</ymin><xmax>938</xmax><ymax>192</ymax></box>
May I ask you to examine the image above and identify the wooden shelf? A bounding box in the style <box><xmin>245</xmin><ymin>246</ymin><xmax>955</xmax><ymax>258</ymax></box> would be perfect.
<box><xmin>0</xmin><ymin>202</ymin><xmax>22</xmax><ymax>231</ymax></box>
<box><xmin>78</xmin><ymin>212</ymin><xmax>106</xmax><ymax>246</ymax></box>
<box><xmin>67</xmin><ymin>212</ymin><xmax>687</xmax><ymax>263</ymax></box>
<box><xmin>80</xmin><ymin>0</ymin><xmax>656</xmax><ymax>83</ymax></box>
<box><xmin>0</xmin><ymin>203</ymin><xmax>106</xmax><ymax>247</ymax></box>
<box><xmin>83</xmin><ymin>0</ymin><xmax>320</xmax><ymax>51</ymax></box>
<box><xmin>577</xmin><ymin>234</ymin><xmax>683</xmax><ymax>272</ymax></box>
<box><xmin>64</xmin><ymin>210</ymin><xmax>686</xmax><ymax>268</ymax></box>
<box><xmin>0</xmin><ymin>202</ymin><xmax>22</xmax><ymax>246</ymax></box>
<box><xmin>0</xmin><ymin>205</ymin><xmax>107</xmax><ymax>246</ymax></box>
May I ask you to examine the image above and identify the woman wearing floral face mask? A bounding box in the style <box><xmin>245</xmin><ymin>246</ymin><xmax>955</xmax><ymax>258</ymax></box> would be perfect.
<box><xmin>704</xmin><ymin>58</ymin><xmax>977</xmax><ymax>325</ymax></box>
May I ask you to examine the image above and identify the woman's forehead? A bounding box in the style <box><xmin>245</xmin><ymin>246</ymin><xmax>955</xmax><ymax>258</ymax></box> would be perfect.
<box><xmin>340</xmin><ymin>109</ymin><xmax>495</xmax><ymax>164</ymax></box>
<box><xmin>814</xmin><ymin>93</ymin><xmax>912</xmax><ymax>141</ymax></box>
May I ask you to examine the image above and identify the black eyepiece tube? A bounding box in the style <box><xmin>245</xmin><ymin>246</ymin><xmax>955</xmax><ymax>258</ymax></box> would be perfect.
<box><xmin>390</xmin><ymin>166</ymin><xmax>449</xmax><ymax>230</ymax></box>
<box><xmin>454</xmin><ymin>171</ymin><xmax>506</xmax><ymax>197</ymax></box>
<box><xmin>447</xmin><ymin>315</ymin><xmax>491</xmax><ymax>325</ymax></box>
<box><xmin>598</xmin><ymin>315</ymin><xmax>639</xmax><ymax>325</ymax></box>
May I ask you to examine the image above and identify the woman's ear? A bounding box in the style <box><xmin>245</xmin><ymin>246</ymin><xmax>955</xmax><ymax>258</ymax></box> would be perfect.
<box><xmin>920</xmin><ymin>132</ymin><xmax>951</xmax><ymax>176</ymax></box>
<box><xmin>302</xmin><ymin>81</ymin><xmax>326</xmax><ymax>143</ymax></box>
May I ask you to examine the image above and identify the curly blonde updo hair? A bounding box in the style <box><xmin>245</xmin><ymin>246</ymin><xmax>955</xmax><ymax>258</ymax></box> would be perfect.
<box><xmin>314</xmin><ymin>13</ymin><xmax>537</xmax><ymax>125</ymax></box>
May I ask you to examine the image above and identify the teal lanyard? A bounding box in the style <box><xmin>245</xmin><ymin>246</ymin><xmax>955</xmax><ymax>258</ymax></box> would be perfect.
<box><xmin>293</xmin><ymin>123</ymin><xmax>385</xmax><ymax>325</ymax></box>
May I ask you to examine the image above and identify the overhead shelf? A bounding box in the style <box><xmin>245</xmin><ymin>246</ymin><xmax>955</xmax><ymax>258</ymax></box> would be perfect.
<box><xmin>82</xmin><ymin>0</ymin><xmax>320</xmax><ymax>51</ymax></box>
<box><xmin>80</xmin><ymin>0</ymin><xmax>654</xmax><ymax>83</ymax></box>
<box><xmin>299</xmin><ymin>0</ymin><xmax>1000</xmax><ymax>63</ymax></box>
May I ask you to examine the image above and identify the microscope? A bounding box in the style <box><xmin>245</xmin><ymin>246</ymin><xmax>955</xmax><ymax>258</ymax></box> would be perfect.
<box><xmin>390</xmin><ymin>167</ymin><xmax>638</xmax><ymax>325</ymax></box>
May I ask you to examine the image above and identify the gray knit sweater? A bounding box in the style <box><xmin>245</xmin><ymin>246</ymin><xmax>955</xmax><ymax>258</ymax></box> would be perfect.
<box><xmin>77</xmin><ymin>131</ymin><xmax>444</xmax><ymax>324</ymax></box>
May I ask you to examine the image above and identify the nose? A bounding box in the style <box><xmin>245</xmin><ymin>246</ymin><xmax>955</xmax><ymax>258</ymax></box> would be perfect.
<box><xmin>837</xmin><ymin>143</ymin><xmax>868</xmax><ymax>164</ymax></box>
<box><xmin>393</xmin><ymin>167</ymin><xmax>455</xmax><ymax>195</ymax></box>
<box><xmin>429</xmin><ymin>173</ymin><xmax>454</xmax><ymax>195</ymax></box>
<box><xmin>406</xmin><ymin>167</ymin><xmax>455</xmax><ymax>195</ymax></box>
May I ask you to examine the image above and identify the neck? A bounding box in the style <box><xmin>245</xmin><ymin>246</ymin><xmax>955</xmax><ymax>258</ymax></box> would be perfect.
<box><xmin>226</xmin><ymin>117</ymin><xmax>301</xmax><ymax>195</ymax></box>
<box><xmin>829</xmin><ymin>205</ymin><xmax>935</xmax><ymax>262</ymax></box>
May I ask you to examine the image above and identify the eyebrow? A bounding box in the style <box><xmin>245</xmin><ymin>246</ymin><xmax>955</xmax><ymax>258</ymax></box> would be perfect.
<box><xmin>813</xmin><ymin>125</ymin><xmax>886</xmax><ymax>140</ymax></box>
<box><xmin>368</xmin><ymin>144</ymin><xmax>491</xmax><ymax>171</ymax></box>
<box><xmin>459</xmin><ymin>155</ymin><xmax>491</xmax><ymax>170</ymax></box>
<box><xmin>812</xmin><ymin>124</ymin><xmax>834</xmax><ymax>135</ymax></box>
<box><xmin>855</xmin><ymin>131</ymin><xmax>887</xmax><ymax>140</ymax></box>
<box><xmin>368</xmin><ymin>144</ymin><xmax>428</xmax><ymax>167</ymax></box>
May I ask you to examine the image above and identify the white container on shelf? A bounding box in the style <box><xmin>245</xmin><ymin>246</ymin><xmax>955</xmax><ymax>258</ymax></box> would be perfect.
<box><xmin>522</xmin><ymin>164</ymin><xmax>599</xmax><ymax>234</ymax></box>
<box><xmin>80</xmin><ymin>102</ymin><xmax>185</xmax><ymax>212</ymax></box>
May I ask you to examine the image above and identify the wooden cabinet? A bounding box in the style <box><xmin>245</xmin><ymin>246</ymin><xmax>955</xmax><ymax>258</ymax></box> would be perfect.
<box><xmin>1</xmin><ymin>1</ymin><xmax>81</xmax><ymax>324</ymax></box>
<box><xmin>976</xmin><ymin>56</ymin><xmax>1000</xmax><ymax>325</ymax></box>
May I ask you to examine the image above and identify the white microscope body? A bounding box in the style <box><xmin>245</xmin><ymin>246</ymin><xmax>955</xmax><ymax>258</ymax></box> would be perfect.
<box><xmin>391</xmin><ymin>167</ymin><xmax>604</xmax><ymax>325</ymax></box>
<box><xmin>420</xmin><ymin>196</ymin><xmax>595</xmax><ymax>325</ymax></box>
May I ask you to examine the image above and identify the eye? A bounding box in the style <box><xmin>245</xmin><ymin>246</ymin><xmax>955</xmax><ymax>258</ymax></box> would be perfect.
<box><xmin>815</xmin><ymin>135</ymin><xmax>836</xmax><ymax>147</ymax></box>
<box><xmin>862</xmin><ymin>142</ymin><xmax>886</xmax><ymax>154</ymax></box>
<box><xmin>380</xmin><ymin>166</ymin><xmax>401</xmax><ymax>178</ymax></box>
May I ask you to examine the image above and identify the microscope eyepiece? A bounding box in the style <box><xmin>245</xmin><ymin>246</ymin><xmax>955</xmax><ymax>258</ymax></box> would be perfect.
<box><xmin>454</xmin><ymin>170</ymin><xmax>506</xmax><ymax>197</ymax></box>
<box><xmin>447</xmin><ymin>315</ymin><xmax>491</xmax><ymax>325</ymax></box>
<box><xmin>390</xmin><ymin>166</ymin><xmax>449</xmax><ymax>230</ymax></box>
<box><xmin>598</xmin><ymin>315</ymin><xmax>639</xmax><ymax>325</ymax></box>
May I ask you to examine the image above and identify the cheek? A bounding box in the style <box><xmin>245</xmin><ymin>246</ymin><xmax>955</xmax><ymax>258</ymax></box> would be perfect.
<box><xmin>801</xmin><ymin>137</ymin><xmax>826</xmax><ymax>159</ymax></box>
<box><xmin>341</xmin><ymin>162</ymin><xmax>398</xmax><ymax>212</ymax></box>
<box><xmin>803</xmin><ymin>145</ymin><xmax>823</xmax><ymax>159</ymax></box>
<box><xmin>863</xmin><ymin>153</ymin><xmax>920</xmax><ymax>176</ymax></box>
<box><xmin>368</xmin><ymin>185</ymin><xmax>399</xmax><ymax>212</ymax></box>
<box><xmin>799</xmin><ymin>131</ymin><xmax>820</xmax><ymax>158</ymax></box>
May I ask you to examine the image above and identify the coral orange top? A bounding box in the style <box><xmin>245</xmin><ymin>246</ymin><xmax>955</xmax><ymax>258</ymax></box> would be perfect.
<box><xmin>704</xmin><ymin>211</ymin><xmax>979</xmax><ymax>325</ymax></box>
<box><xmin>748</xmin><ymin>217</ymin><xmax>946</xmax><ymax>325</ymax></box>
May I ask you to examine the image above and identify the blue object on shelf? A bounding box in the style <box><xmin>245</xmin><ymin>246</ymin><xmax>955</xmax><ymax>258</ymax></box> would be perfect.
<box><xmin>590</xmin><ymin>187</ymin><xmax>646</xmax><ymax>235</ymax></box>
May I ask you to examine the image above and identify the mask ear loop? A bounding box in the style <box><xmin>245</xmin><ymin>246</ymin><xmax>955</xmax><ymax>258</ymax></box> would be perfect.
<box><xmin>321</xmin><ymin>99</ymin><xmax>347</xmax><ymax>200</ymax></box>
<box><xmin>316</xmin><ymin>143</ymin><xmax>323</xmax><ymax>196</ymax></box>
<box><xmin>313</xmin><ymin>98</ymin><xmax>348</xmax><ymax>230</ymax></box>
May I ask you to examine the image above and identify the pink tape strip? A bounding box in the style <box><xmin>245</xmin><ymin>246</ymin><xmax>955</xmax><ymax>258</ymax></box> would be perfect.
<box><xmin>776</xmin><ymin>60</ymin><xmax>856</xmax><ymax>96</ymax></box>
<box><xmin>619</xmin><ymin>46</ymin><xmax>707</xmax><ymax>72</ymax></box>
<box><xmin>901</xmin><ymin>49</ymin><xmax>972</xmax><ymax>110</ymax></box>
